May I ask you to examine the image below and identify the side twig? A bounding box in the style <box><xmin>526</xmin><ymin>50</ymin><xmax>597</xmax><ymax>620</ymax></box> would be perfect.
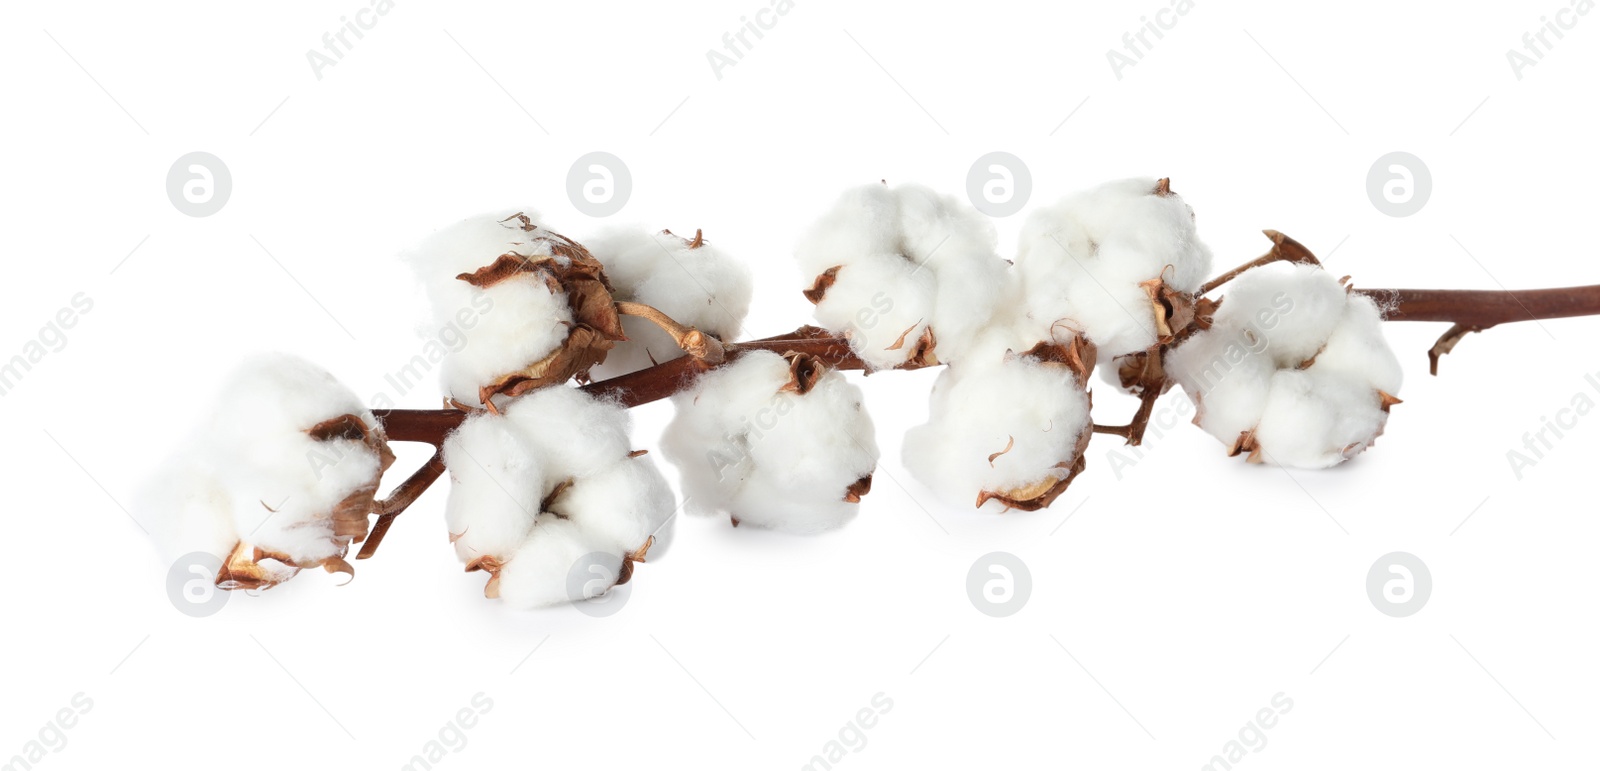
<box><xmin>614</xmin><ymin>300</ymin><xmax>727</xmax><ymax>363</ymax></box>
<box><xmin>1198</xmin><ymin>230</ymin><xmax>1321</xmax><ymax>295</ymax></box>
<box><xmin>357</xmin><ymin>451</ymin><xmax>446</xmax><ymax>560</ymax></box>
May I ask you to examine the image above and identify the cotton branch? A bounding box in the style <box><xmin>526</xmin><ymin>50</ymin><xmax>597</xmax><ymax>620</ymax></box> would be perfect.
<box><xmin>1362</xmin><ymin>285</ymin><xmax>1600</xmax><ymax>324</ymax></box>
<box><xmin>1092</xmin><ymin>349</ymin><xmax>1167</xmax><ymax>445</ymax></box>
<box><xmin>362</xmin><ymin>261</ymin><xmax>1600</xmax><ymax>556</ymax></box>
<box><xmin>1352</xmin><ymin>284</ymin><xmax>1600</xmax><ymax>375</ymax></box>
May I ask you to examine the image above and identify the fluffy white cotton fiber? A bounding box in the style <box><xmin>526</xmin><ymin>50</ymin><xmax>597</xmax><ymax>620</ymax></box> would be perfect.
<box><xmin>495</xmin><ymin>518</ymin><xmax>619</xmax><ymax>610</ymax></box>
<box><xmin>1164</xmin><ymin>327</ymin><xmax>1278</xmax><ymax>446</ymax></box>
<box><xmin>139</xmin><ymin>456</ymin><xmax>242</xmax><ymax>567</ymax></box>
<box><xmin>1250</xmin><ymin>369</ymin><xmax>1390</xmax><ymax>468</ymax></box>
<box><xmin>441</xmin><ymin>413</ymin><xmax>542</xmax><ymax>567</ymax></box>
<box><xmin>505</xmin><ymin>386</ymin><xmax>676</xmax><ymax>559</ymax></box>
<box><xmin>1165</xmin><ymin>263</ymin><xmax>1402</xmax><ymax>468</ymax></box>
<box><xmin>1013</xmin><ymin>177</ymin><xmax>1213</xmax><ymax>358</ymax></box>
<box><xmin>903</xmin><ymin>349</ymin><xmax>1093</xmax><ymax>511</ymax></box>
<box><xmin>584</xmin><ymin>227</ymin><xmax>752</xmax><ymax>378</ymax></box>
<box><xmin>1210</xmin><ymin>263</ymin><xmax>1346</xmax><ymax>368</ymax></box>
<box><xmin>795</xmin><ymin>183</ymin><xmax>1010</xmax><ymax>368</ymax></box>
<box><xmin>138</xmin><ymin>353</ymin><xmax>391</xmax><ymax>576</ymax></box>
<box><xmin>441</xmin><ymin>386</ymin><xmax>676</xmax><ymax>608</ymax></box>
<box><xmin>1314</xmin><ymin>293</ymin><xmax>1404</xmax><ymax>395</ymax></box>
<box><xmin>661</xmin><ymin>350</ymin><xmax>879</xmax><ymax>533</ymax></box>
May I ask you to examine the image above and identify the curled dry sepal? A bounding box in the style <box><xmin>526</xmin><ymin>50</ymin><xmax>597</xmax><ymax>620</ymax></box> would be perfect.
<box><xmin>137</xmin><ymin>183</ymin><xmax>1600</xmax><ymax>608</ymax></box>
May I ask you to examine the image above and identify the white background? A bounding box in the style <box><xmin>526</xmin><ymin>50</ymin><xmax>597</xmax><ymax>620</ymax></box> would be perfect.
<box><xmin>2</xmin><ymin>0</ymin><xmax>1597</xmax><ymax>768</ymax></box>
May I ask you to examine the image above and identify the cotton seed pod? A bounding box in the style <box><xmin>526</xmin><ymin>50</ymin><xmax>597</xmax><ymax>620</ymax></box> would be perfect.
<box><xmin>904</xmin><ymin>336</ymin><xmax>1096</xmax><ymax>512</ymax></box>
<box><xmin>401</xmin><ymin>210</ymin><xmax>626</xmax><ymax>409</ymax></box>
<box><xmin>1013</xmin><ymin>177</ymin><xmax>1214</xmax><ymax>360</ymax></box>
<box><xmin>440</xmin><ymin>386</ymin><xmax>676</xmax><ymax>606</ymax></box>
<box><xmin>1166</xmin><ymin>262</ymin><xmax>1403</xmax><ymax>468</ymax></box>
<box><xmin>137</xmin><ymin>353</ymin><xmax>395</xmax><ymax>591</ymax></box>
<box><xmin>795</xmin><ymin>182</ymin><xmax>1010</xmax><ymax>369</ymax></box>
<box><xmin>662</xmin><ymin>350</ymin><xmax>879</xmax><ymax>533</ymax></box>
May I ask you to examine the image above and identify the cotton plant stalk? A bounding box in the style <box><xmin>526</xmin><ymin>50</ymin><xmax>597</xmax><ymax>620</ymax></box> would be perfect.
<box><xmin>135</xmin><ymin>181</ymin><xmax>1600</xmax><ymax>608</ymax></box>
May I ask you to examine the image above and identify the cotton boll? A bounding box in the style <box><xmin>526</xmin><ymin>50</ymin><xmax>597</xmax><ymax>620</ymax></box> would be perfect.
<box><xmin>400</xmin><ymin>210</ymin><xmax>585</xmax><ymax>406</ymax></box>
<box><xmin>495</xmin><ymin>518</ymin><xmax>620</xmax><ymax>610</ymax></box>
<box><xmin>1170</xmin><ymin>260</ymin><xmax>1405</xmax><ymax>467</ymax></box>
<box><xmin>796</xmin><ymin>183</ymin><xmax>1009</xmax><ymax>367</ymax></box>
<box><xmin>1013</xmin><ymin>177</ymin><xmax>1213</xmax><ymax>358</ymax></box>
<box><xmin>662</xmin><ymin>351</ymin><xmax>879</xmax><ymax>533</ymax></box>
<box><xmin>198</xmin><ymin>355</ymin><xmax>389</xmax><ymax>565</ymax></box>
<box><xmin>138</xmin><ymin>353</ymin><xmax>393</xmax><ymax>588</ymax></box>
<box><xmin>1251</xmin><ymin>370</ymin><xmax>1389</xmax><ymax>468</ymax></box>
<box><xmin>661</xmin><ymin>351</ymin><xmax>879</xmax><ymax>533</ymax></box>
<box><xmin>439</xmin><ymin>385</ymin><xmax>679</xmax><ymax>604</ymax></box>
<box><xmin>903</xmin><ymin>353</ymin><xmax>1092</xmax><ymax>511</ymax></box>
<box><xmin>585</xmin><ymin>227</ymin><xmax>753</xmax><ymax>379</ymax></box>
<box><xmin>441</xmin><ymin>413</ymin><xmax>544</xmax><ymax>566</ymax></box>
